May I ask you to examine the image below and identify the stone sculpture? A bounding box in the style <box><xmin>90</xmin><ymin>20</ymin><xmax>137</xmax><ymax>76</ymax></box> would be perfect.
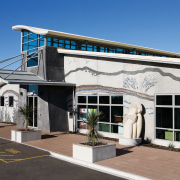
<box><xmin>123</xmin><ymin>102</ymin><xmax>142</xmax><ymax>139</ymax></box>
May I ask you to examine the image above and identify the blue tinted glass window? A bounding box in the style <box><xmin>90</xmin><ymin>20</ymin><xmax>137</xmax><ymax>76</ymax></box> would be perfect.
<box><xmin>28</xmin><ymin>33</ymin><xmax>38</xmax><ymax>41</ymax></box>
<box><xmin>129</xmin><ymin>50</ymin><xmax>136</xmax><ymax>54</ymax></box>
<box><xmin>28</xmin><ymin>85</ymin><xmax>38</xmax><ymax>94</ymax></box>
<box><xmin>109</xmin><ymin>48</ymin><xmax>115</xmax><ymax>53</ymax></box>
<box><xmin>87</xmin><ymin>45</ymin><xmax>93</xmax><ymax>51</ymax></box>
<box><xmin>28</xmin><ymin>40</ymin><xmax>38</xmax><ymax>49</ymax></box>
<box><xmin>27</xmin><ymin>49</ymin><xmax>38</xmax><ymax>67</ymax></box>
<box><xmin>59</xmin><ymin>40</ymin><xmax>64</xmax><ymax>48</ymax></box>
<box><xmin>40</xmin><ymin>35</ymin><xmax>45</xmax><ymax>46</ymax></box>
<box><xmin>64</xmin><ymin>40</ymin><xmax>70</xmax><ymax>49</ymax></box>
<box><xmin>22</xmin><ymin>43</ymin><xmax>27</xmax><ymax>51</ymax></box>
<box><xmin>116</xmin><ymin>48</ymin><xmax>125</xmax><ymax>54</ymax></box>
<box><xmin>40</xmin><ymin>38</ymin><xmax>44</xmax><ymax>46</ymax></box>
<box><xmin>71</xmin><ymin>41</ymin><xmax>77</xmax><ymax>50</ymax></box>
<box><xmin>23</xmin><ymin>31</ymin><xmax>28</xmax><ymax>36</ymax></box>
<box><xmin>47</xmin><ymin>37</ymin><xmax>52</xmax><ymax>46</ymax></box>
<box><xmin>94</xmin><ymin>46</ymin><xmax>98</xmax><ymax>52</ymax></box>
<box><xmin>53</xmin><ymin>39</ymin><xmax>59</xmax><ymax>47</ymax></box>
<box><xmin>23</xmin><ymin>36</ymin><xmax>27</xmax><ymax>43</ymax></box>
<box><xmin>81</xmin><ymin>44</ymin><xmax>86</xmax><ymax>51</ymax></box>
<box><xmin>100</xmin><ymin>47</ymin><xmax>104</xmax><ymax>52</ymax></box>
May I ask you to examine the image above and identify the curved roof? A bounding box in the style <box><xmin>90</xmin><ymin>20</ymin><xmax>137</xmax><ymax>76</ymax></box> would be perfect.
<box><xmin>12</xmin><ymin>25</ymin><xmax>180</xmax><ymax>58</ymax></box>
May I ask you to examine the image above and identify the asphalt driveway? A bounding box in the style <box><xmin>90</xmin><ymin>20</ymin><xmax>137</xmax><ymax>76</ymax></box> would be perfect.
<box><xmin>0</xmin><ymin>138</ymin><xmax>125</xmax><ymax>180</ymax></box>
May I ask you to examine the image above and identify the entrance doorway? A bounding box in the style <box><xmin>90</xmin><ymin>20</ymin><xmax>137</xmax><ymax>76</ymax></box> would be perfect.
<box><xmin>27</xmin><ymin>96</ymin><xmax>38</xmax><ymax>128</ymax></box>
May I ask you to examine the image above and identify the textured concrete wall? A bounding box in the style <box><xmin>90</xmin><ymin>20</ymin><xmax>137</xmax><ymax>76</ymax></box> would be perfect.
<box><xmin>38</xmin><ymin>85</ymin><xmax>73</xmax><ymax>132</ymax></box>
<box><xmin>0</xmin><ymin>84</ymin><xmax>19</xmax><ymax>123</ymax></box>
<box><xmin>63</xmin><ymin>55</ymin><xmax>180</xmax><ymax>141</ymax></box>
<box><xmin>22</xmin><ymin>46</ymin><xmax>64</xmax><ymax>82</ymax></box>
<box><xmin>14</xmin><ymin>85</ymin><xmax>28</xmax><ymax>128</ymax></box>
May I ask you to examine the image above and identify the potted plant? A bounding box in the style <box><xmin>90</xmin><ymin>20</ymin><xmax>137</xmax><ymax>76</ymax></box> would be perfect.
<box><xmin>11</xmin><ymin>104</ymin><xmax>41</xmax><ymax>143</ymax></box>
<box><xmin>73</xmin><ymin>110</ymin><xmax>116</xmax><ymax>163</ymax></box>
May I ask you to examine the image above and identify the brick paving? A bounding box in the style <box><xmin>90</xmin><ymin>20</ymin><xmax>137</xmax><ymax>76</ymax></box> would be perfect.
<box><xmin>0</xmin><ymin>123</ymin><xmax>180</xmax><ymax>179</ymax></box>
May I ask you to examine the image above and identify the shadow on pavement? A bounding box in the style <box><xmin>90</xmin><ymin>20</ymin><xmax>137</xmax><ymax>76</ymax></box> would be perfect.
<box><xmin>116</xmin><ymin>146</ymin><xmax>134</xmax><ymax>156</ymax></box>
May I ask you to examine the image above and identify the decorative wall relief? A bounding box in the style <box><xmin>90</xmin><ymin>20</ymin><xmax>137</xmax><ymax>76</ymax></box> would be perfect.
<box><xmin>141</xmin><ymin>75</ymin><xmax>157</xmax><ymax>93</ymax></box>
<box><xmin>123</xmin><ymin>77</ymin><xmax>138</xmax><ymax>90</ymax></box>
<box><xmin>124</xmin><ymin>100</ymin><xmax>131</xmax><ymax>104</ymax></box>
<box><xmin>123</xmin><ymin>75</ymin><xmax>157</xmax><ymax>93</ymax></box>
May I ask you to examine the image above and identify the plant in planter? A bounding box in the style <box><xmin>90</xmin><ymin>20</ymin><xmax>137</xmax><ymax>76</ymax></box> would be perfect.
<box><xmin>11</xmin><ymin>104</ymin><xmax>41</xmax><ymax>143</ymax></box>
<box><xmin>84</xmin><ymin>110</ymin><xmax>103</xmax><ymax>146</ymax></box>
<box><xmin>73</xmin><ymin>110</ymin><xmax>116</xmax><ymax>163</ymax></box>
<box><xmin>19</xmin><ymin>104</ymin><xmax>33</xmax><ymax>130</ymax></box>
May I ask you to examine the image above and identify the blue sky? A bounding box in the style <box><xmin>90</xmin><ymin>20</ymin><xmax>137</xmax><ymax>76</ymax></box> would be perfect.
<box><xmin>0</xmin><ymin>0</ymin><xmax>180</xmax><ymax>69</ymax></box>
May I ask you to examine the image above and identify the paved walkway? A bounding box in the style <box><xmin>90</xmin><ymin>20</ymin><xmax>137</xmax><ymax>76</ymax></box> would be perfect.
<box><xmin>0</xmin><ymin>123</ymin><xmax>180</xmax><ymax>180</ymax></box>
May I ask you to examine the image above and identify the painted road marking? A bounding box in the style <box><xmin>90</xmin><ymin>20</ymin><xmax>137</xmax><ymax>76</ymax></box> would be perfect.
<box><xmin>0</xmin><ymin>155</ymin><xmax>49</xmax><ymax>163</ymax></box>
<box><xmin>6</xmin><ymin>148</ymin><xmax>21</xmax><ymax>154</ymax></box>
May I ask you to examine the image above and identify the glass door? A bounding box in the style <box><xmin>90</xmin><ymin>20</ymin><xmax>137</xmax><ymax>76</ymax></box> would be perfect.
<box><xmin>27</xmin><ymin>96</ymin><xmax>38</xmax><ymax>128</ymax></box>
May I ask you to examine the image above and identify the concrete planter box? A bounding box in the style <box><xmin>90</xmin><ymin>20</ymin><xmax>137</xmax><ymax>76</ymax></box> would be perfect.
<box><xmin>11</xmin><ymin>129</ymin><xmax>41</xmax><ymax>143</ymax></box>
<box><xmin>73</xmin><ymin>143</ymin><xmax>116</xmax><ymax>163</ymax></box>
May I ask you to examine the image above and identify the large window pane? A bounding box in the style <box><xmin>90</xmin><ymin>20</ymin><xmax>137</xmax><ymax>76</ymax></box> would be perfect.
<box><xmin>175</xmin><ymin>108</ymin><xmax>180</xmax><ymax>129</ymax></box>
<box><xmin>81</xmin><ymin>44</ymin><xmax>86</xmax><ymax>51</ymax></box>
<box><xmin>99</xmin><ymin>124</ymin><xmax>110</xmax><ymax>132</ymax></box>
<box><xmin>28</xmin><ymin>40</ymin><xmax>38</xmax><ymax>50</ymax></box>
<box><xmin>87</xmin><ymin>45</ymin><xmax>93</xmax><ymax>51</ymax></box>
<box><xmin>156</xmin><ymin>95</ymin><xmax>172</xmax><ymax>105</ymax></box>
<box><xmin>77</xmin><ymin>121</ymin><xmax>86</xmax><ymax>129</ymax></box>
<box><xmin>99</xmin><ymin>96</ymin><xmax>109</xmax><ymax>104</ymax></box>
<box><xmin>175</xmin><ymin>95</ymin><xmax>180</xmax><ymax>106</ymax></box>
<box><xmin>22</xmin><ymin>43</ymin><xmax>27</xmax><ymax>51</ymax></box>
<box><xmin>28</xmin><ymin>85</ymin><xmax>38</xmax><ymax>95</ymax></box>
<box><xmin>23</xmin><ymin>36</ymin><xmax>27</xmax><ymax>43</ymax></box>
<box><xmin>88</xmin><ymin>105</ymin><xmax>97</xmax><ymax>113</ymax></box>
<box><xmin>99</xmin><ymin>106</ymin><xmax>110</xmax><ymax>122</ymax></box>
<box><xmin>27</xmin><ymin>49</ymin><xmax>38</xmax><ymax>67</ymax></box>
<box><xmin>77</xmin><ymin>105</ymin><xmax>86</xmax><ymax>120</ymax></box>
<box><xmin>111</xmin><ymin>106</ymin><xmax>123</xmax><ymax>123</ymax></box>
<box><xmin>175</xmin><ymin>131</ymin><xmax>180</xmax><ymax>141</ymax></box>
<box><xmin>28</xmin><ymin>33</ymin><xmax>38</xmax><ymax>41</ymax></box>
<box><xmin>156</xmin><ymin>107</ymin><xmax>172</xmax><ymax>128</ymax></box>
<box><xmin>78</xmin><ymin>96</ymin><xmax>86</xmax><ymax>103</ymax></box>
<box><xmin>112</xmin><ymin>96</ymin><xmax>123</xmax><ymax>104</ymax></box>
<box><xmin>111</xmin><ymin>124</ymin><xmax>123</xmax><ymax>134</ymax></box>
<box><xmin>156</xmin><ymin>129</ymin><xmax>173</xmax><ymax>140</ymax></box>
<box><xmin>88</xmin><ymin>96</ymin><xmax>97</xmax><ymax>104</ymax></box>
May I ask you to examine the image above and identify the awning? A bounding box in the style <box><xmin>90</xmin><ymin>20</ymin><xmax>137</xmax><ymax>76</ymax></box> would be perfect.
<box><xmin>0</xmin><ymin>70</ymin><xmax>75</xmax><ymax>86</ymax></box>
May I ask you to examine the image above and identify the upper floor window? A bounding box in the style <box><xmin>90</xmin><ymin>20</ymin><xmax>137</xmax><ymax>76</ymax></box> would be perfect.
<box><xmin>22</xmin><ymin>30</ymin><xmax>45</xmax><ymax>67</ymax></box>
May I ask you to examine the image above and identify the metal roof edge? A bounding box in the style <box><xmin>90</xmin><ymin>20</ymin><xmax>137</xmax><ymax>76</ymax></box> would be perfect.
<box><xmin>12</xmin><ymin>25</ymin><xmax>180</xmax><ymax>57</ymax></box>
<box><xmin>57</xmin><ymin>48</ymin><xmax>180</xmax><ymax>66</ymax></box>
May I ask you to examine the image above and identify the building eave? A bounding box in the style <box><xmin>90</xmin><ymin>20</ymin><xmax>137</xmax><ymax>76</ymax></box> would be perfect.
<box><xmin>12</xmin><ymin>25</ymin><xmax>180</xmax><ymax>58</ymax></box>
<box><xmin>57</xmin><ymin>48</ymin><xmax>180</xmax><ymax>66</ymax></box>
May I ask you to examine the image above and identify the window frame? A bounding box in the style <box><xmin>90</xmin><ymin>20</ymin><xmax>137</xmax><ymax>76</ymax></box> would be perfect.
<box><xmin>155</xmin><ymin>93</ymin><xmax>180</xmax><ymax>142</ymax></box>
<box><xmin>9</xmin><ymin>96</ymin><xmax>14</xmax><ymax>107</ymax></box>
<box><xmin>76</xmin><ymin>94</ymin><xmax>124</xmax><ymax>134</ymax></box>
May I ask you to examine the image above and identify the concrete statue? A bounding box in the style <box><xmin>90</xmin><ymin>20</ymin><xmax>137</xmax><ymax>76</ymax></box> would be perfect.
<box><xmin>123</xmin><ymin>102</ymin><xmax>142</xmax><ymax>139</ymax></box>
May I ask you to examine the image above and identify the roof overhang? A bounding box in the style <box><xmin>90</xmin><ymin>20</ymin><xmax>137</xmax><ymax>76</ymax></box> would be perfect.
<box><xmin>57</xmin><ymin>48</ymin><xmax>180</xmax><ymax>66</ymax></box>
<box><xmin>12</xmin><ymin>25</ymin><xmax>180</xmax><ymax>58</ymax></box>
<box><xmin>0</xmin><ymin>70</ymin><xmax>75</xmax><ymax>86</ymax></box>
